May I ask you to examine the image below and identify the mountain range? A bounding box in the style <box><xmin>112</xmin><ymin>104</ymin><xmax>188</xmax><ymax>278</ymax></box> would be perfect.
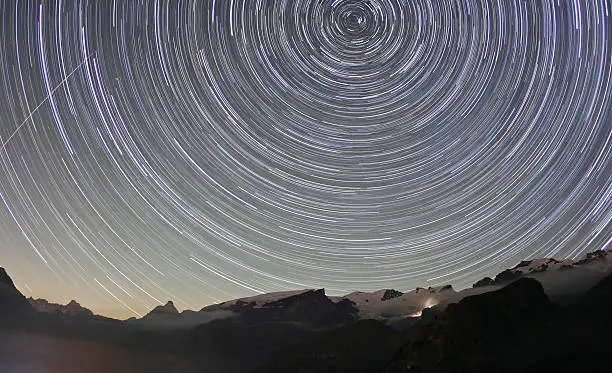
<box><xmin>1</xmin><ymin>249</ymin><xmax>611</xmax><ymax>372</ymax></box>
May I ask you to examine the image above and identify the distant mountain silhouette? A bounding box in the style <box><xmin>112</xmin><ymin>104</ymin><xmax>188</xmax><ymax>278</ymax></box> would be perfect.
<box><xmin>473</xmin><ymin>250</ymin><xmax>611</xmax><ymax>288</ymax></box>
<box><xmin>127</xmin><ymin>249</ymin><xmax>612</xmax><ymax>328</ymax></box>
<box><xmin>1</xmin><ymin>249</ymin><xmax>611</xmax><ymax>373</ymax></box>
<box><xmin>144</xmin><ymin>301</ymin><xmax>179</xmax><ymax>318</ymax></box>
<box><xmin>28</xmin><ymin>298</ymin><xmax>94</xmax><ymax>317</ymax></box>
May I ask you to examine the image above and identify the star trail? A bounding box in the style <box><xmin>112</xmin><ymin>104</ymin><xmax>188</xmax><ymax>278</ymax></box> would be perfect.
<box><xmin>0</xmin><ymin>0</ymin><xmax>610</xmax><ymax>318</ymax></box>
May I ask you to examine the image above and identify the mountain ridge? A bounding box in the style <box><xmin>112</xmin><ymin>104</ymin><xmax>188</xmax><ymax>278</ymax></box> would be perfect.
<box><xmin>3</xmin><ymin>249</ymin><xmax>610</xmax><ymax>323</ymax></box>
<box><xmin>28</xmin><ymin>298</ymin><xmax>95</xmax><ymax>317</ymax></box>
<box><xmin>1</xmin><ymin>249</ymin><xmax>611</xmax><ymax>373</ymax></box>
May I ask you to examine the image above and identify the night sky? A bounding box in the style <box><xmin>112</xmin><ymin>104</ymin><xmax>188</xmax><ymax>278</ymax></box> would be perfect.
<box><xmin>0</xmin><ymin>0</ymin><xmax>610</xmax><ymax>319</ymax></box>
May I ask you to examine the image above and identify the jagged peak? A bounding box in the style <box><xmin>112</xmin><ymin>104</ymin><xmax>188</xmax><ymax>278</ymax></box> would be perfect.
<box><xmin>264</xmin><ymin>288</ymin><xmax>329</xmax><ymax>307</ymax></box>
<box><xmin>381</xmin><ymin>289</ymin><xmax>403</xmax><ymax>301</ymax></box>
<box><xmin>146</xmin><ymin>300</ymin><xmax>179</xmax><ymax>317</ymax></box>
<box><xmin>0</xmin><ymin>267</ymin><xmax>16</xmax><ymax>288</ymax></box>
<box><xmin>28</xmin><ymin>297</ymin><xmax>94</xmax><ymax>316</ymax></box>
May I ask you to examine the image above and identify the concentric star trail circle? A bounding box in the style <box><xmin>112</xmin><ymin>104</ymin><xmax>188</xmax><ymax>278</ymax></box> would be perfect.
<box><xmin>0</xmin><ymin>0</ymin><xmax>610</xmax><ymax>317</ymax></box>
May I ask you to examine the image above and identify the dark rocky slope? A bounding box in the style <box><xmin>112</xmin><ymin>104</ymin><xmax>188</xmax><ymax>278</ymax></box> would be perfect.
<box><xmin>380</xmin><ymin>274</ymin><xmax>612</xmax><ymax>373</ymax></box>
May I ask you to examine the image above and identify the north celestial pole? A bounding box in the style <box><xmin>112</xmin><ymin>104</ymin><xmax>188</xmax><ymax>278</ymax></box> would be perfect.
<box><xmin>0</xmin><ymin>0</ymin><xmax>610</xmax><ymax>318</ymax></box>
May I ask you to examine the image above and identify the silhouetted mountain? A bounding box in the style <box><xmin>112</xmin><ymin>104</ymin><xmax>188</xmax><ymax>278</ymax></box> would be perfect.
<box><xmin>200</xmin><ymin>289</ymin><xmax>315</xmax><ymax>313</ymax></box>
<box><xmin>0</xmin><ymin>267</ymin><xmax>34</xmax><ymax>316</ymax></box>
<box><xmin>191</xmin><ymin>289</ymin><xmax>356</xmax><ymax>330</ymax></box>
<box><xmin>493</xmin><ymin>268</ymin><xmax>523</xmax><ymax>284</ymax></box>
<box><xmin>29</xmin><ymin>298</ymin><xmax>94</xmax><ymax>317</ymax></box>
<box><xmin>381</xmin><ymin>272</ymin><xmax>612</xmax><ymax>373</ymax></box>
<box><xmin>381</xmin><ymin>278</ymin><xmax>553</xmax><ymax>372</ymax></box>
<box><xmin>239</xmin><ymin>289</ymin><xmax>358</xmax><ymax>326</ymax></box>
<box><xmin>127</xmin><ymin>249</ymin><xmax>612</xmax><ymax>330</ymax></box>
<box><xmin>1</xmin><ymin>250</ymin><xmax>611</xmax><ymax>373</ymax></box>
<box><xmin>472</xmin><ymin>276</ymin><xmax>494</xmax><ymax>287</ymax></box>
<box><xmin>472</xmin><ymin>250</ymin><xmax>611</xmax><ymax>289</ymax></box>
<box><xmin>146</xmin><ymin>301</ymin><xmax>179</xmax><ymax>317</ymax></box>
<box><xmin>0</xmin><ymin>268</ymin><xmax>13</xmax><ymax>287</ymax></box>
<box><xmin>176</xmin><ymin>289</ymin><xmax>359</xmax><ymax>371</ymax></box>
<box><xmin>253</xmin><ymin>306</ymin><xmax>444</xmax><ymax>372</ymax></box>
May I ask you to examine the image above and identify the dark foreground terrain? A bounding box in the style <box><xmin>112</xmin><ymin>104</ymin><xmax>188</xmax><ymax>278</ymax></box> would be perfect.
<box><xmin>2</xmin><ymin>251</ymin><xmax>612</xmax><ymax>372</ymax></box>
